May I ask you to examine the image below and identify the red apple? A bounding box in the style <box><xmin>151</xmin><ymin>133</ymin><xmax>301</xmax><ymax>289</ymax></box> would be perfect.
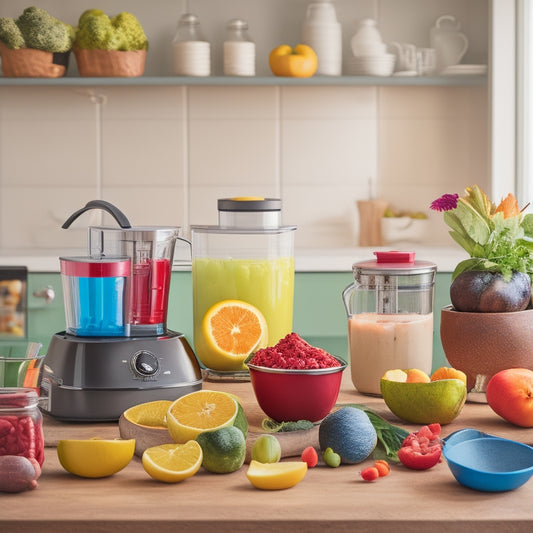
<box><xmin>486</xmin><ymin>368</ymin><xmax>533</xmax><ymax>427</ymax></box>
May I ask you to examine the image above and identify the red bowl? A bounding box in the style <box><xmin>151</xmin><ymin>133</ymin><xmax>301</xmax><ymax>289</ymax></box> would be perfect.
<box><xmin>248</xmin><ymin>358</ymin><xmax>347</xmax><ymax>422</ymax></box>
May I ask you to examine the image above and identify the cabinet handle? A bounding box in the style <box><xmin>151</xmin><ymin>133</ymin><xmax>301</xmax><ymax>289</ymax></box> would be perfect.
<box><xmin>32</xmin><ymin>286</ymin><xmax>55</xmax><ymax>304</ymax></box>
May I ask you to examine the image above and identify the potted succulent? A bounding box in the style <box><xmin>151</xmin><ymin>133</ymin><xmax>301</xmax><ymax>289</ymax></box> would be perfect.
<box><xmin>0</xmin><ymin>7</ymin><xmax>74</xmax><ymax>78</ymax></box>
<box><xmin>431</xmin><ymin>185</ymin><xmax>533</xmax><ymax>392</ymax></box>
<box><xmin>73</xmin><ymin>10</ymin><xmax>148</xmax><ymax>77</ymax></box>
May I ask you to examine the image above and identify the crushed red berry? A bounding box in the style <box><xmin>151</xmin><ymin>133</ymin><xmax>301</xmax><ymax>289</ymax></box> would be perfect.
<box><xmin>249</xmin><ymin>333</ymin><xmax>341</xmax><ymax>370</ymax></box>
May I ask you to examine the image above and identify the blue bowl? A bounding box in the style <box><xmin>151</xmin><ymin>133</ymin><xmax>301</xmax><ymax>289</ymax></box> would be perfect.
<box><xmin>443</xmin><ymin>437</ymin><xmax>533</xmax><ymax>492</ymax></box>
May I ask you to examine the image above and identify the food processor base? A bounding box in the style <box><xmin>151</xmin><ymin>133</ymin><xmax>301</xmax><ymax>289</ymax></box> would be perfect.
<box><xmin>40</xmin><ymin>330</ymin><xmax>202</xmax><ymax>421</ymax></box>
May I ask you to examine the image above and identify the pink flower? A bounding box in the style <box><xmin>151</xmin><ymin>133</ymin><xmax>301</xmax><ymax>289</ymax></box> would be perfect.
<box><xmin>430</xmin><ymin>193</ymin><xmax>459</xmax><ymax>212</ymax></box>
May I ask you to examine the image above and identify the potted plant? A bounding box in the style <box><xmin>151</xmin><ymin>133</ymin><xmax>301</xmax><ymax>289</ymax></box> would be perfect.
<box><xmin>431</xmin><ymin>185</ymin><xmax>533</xmax><ymax>392</ymax></box>
<box><xmin>73</xmin><ymin>10</ymin><xmax>148</xmax><ymax>77</ymax></box>
<box><xmin>0</xmin><ymin>7</ymin><xmax>74</xmax><ymax>78</ymax></box>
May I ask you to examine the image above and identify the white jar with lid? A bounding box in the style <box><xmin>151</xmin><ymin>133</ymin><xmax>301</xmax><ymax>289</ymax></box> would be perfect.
<box><xmin>223</xmin><ymin>18</ymin><xmax>255</xmax><ymax>76</ymax></box>
<box><xmin>172</xmin><ymin>13</ymin><xmax>211</xmax><ymax>76</ymax></box>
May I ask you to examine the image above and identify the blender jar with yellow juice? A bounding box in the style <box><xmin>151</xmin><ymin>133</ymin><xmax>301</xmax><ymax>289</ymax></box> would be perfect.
<box><xmin>191</xmin><ymin>198</ymin><xmax>296</xmax><ymax>376</ymax></box>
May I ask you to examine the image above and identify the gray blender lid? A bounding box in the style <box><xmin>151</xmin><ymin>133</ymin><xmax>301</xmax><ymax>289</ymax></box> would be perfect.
<box><xmin>353</xmin><ymin>251</ymin><xmax>437</xmax><ymax>277</ymax></box>
<box><xmin>192</xmin><ymin>197</ymin><xmax>296</xmax><ymax>233</ymax></box>
<box><xmin>217</xmin><ymin>198</ymin><xmax>281</xmax><ymax>212</ymax></box>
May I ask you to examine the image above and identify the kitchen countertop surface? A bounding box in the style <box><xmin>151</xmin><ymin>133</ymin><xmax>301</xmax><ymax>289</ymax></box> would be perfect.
<box><xmin>0</xmin><ymin>246</ymin><xmax>466</xmax><ymax>272</ymax></box>
<box><xmin>2</xmin><ymin>373</ymin><xmax>533</xmax><ymax>532</ymax></box>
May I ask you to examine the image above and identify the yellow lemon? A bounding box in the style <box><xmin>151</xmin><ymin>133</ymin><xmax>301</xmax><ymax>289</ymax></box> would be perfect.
<box><xmin>246</xmin><ymin>460</ymin><xmax>308</xmax><ymax>490</ymax></box>
<box><xmin>382</xmin><ymin>369</ymin><xmax>407</xmax><ymax>382</ymax></box>
<box><xmin>122</xmin><ymin>400</ymin><xmax>172</xmax><ymax>427</ymax></box>
<box><xmin>201</xmin><ymin>299</ymin><xmax>268</xmax><ymax>371</ymax></box>
<box><xmin>166</xmin><ymin>390</ymin><xmax>239</xmax><ymax>444</ymax></box>
<box><xmin>142</xmin><ymin>441</ymin><xmax>203</xmax><ymax>483</ymax></box>
<box><xmin>119</xmin><ymin>400</ymin><xmax>175</xmax><ymax>457</ymax></box>
<box><xmin>57</xmin><ymin>438</ymin><xmax>135</xmax><ymax>478</ymax></box>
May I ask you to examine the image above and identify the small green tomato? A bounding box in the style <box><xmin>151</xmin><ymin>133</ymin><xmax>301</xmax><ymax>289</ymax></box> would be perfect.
<box><xmin>323</xmin><ymin>447</ymin><xmax>341</xmax><ymax>468</ymax></box>
<box><xmin>251</xmin><ymin>434</ymin><xmax>281</xmax><ymax>464</ymax></box>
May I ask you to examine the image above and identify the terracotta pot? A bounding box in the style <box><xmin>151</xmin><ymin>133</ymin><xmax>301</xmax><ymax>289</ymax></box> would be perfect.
<box><xmin>0</xmin><ymin>43</ymin><xmax>69</xmax><ymax>78</ymax></box>
<box><xmin>74</xmin><ymin>48</ymin><xmax>146</xmax><ymax>77</ymax></box>
<box><xmin>440</xmin><ymin>305</ymin><xmax>533</xmax><ymax>391</ymax></box>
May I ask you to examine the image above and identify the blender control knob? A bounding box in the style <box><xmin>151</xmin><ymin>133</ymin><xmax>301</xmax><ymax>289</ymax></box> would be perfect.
<box><xmin>132</xmin><ymin>351</ymin><xmax>159</xmax><ymax>377</ymax></box>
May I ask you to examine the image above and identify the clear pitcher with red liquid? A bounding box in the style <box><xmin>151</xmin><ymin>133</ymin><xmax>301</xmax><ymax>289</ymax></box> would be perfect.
<box><xmin>62</xmin><ymin>200</ymin><xmax>188</xmax><ymax>337</ymax></box>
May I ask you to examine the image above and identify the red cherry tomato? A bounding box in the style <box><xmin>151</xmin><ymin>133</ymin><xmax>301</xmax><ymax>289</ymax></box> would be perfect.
<box><xmin>397</xmin><ymin>424</ymin><xmax>442</xmax><ymax>470</ymax></box>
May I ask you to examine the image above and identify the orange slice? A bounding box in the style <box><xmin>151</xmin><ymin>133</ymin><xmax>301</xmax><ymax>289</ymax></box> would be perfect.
<box><xmin>201</xmin><ymin>299</ymin><xmax>268</xmax><ymax>371</ymax></box>
<box><xmin>430</xmin><ymin>366</ymin><xmax>467</xmax><ymax>385</ymax></box>
<box><xmin>166</xmin><ymin>390</ymin><xmax>239</xmax><ymax>444</ymax></box>
<box><xmin>405</xmin><ymin>369</ymin><xmax>431</xmax><ymax>383</ymax></box>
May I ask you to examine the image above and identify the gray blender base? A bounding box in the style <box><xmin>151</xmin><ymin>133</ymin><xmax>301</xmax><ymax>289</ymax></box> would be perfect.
<box><xmin>40</xmin><ymin>330</ymin><xmax>203</xmax><ymax>421</ymax></box>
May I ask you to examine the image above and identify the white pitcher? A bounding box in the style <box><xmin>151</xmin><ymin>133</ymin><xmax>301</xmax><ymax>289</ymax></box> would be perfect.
<box><xmin>430</xmin><ymin>15</ymin><xmax>469</xmax><ymax>73</ymax></box>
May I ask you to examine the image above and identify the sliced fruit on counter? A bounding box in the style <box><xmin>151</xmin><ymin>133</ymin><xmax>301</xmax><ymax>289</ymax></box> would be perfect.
<box><xmin>142</xmin><ymin>441</ymin><xmax>203</xmax><ymax>483</ymax></box>
<box><xmin>122</xmin><ymin>400</ymin><xmax>172</xmax><ymax>427</ymax></box>
<box><xmin>246</xmin><ymin>460</ymin><xmax>308</xmax><ymax>490</ymax></box>
<box><xmin>166</xmin><ymin>390</ymin><xmax>241</xmax><ymax>444</ymax></box>
<box><xmin>380</xmin><ymin>367</ymin><xmax>467</xmax><ymax>424</ymax></box>
<box><xmin>201</xmin><ymin>299</ymin><xmax>268</xmax><ymax>371</ymax></box>
<box><xmin>397</xmin><ymin>424</ymin><xmax>442</xmax><ymax>470</ymax></box>
<box><xmin>119</xmin><ymin>400</ymin><xmax>174</xmax><ymax>457</ymax></box>
<box><xmin>57</xmin><ymin>437</ymin><xmax>135</xmax><ymax>478</ymax></box>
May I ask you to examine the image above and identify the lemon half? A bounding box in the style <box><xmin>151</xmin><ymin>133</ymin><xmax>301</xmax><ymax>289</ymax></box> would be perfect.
<box><xmin>142</xmin><ymin>441</ymin><xmax>203</xmax><ymax>483</ymax></box>
<box><xmin>57</xmin><ymin>438</ymin><xmax>135</xmax><ymax>478</ymax></box>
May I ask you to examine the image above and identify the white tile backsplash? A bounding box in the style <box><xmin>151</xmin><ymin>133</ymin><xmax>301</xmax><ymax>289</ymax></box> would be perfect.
<box><xmin>0</xmin><ymin>83</ymin><xmax>489</xmax><ymax>253</ymax></box>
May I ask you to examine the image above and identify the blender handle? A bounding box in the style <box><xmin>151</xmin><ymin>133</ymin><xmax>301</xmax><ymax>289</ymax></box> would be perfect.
<box><xmin>62</xmin><ymin>200</ymin><xmax>132</xmax><ymax>229</ymax></box>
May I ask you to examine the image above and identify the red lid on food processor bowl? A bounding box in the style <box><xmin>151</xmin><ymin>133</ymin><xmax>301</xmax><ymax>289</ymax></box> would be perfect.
<box><xmin>353</xmin><ymin>251</ymin><xmax>436</xmax><ymax>275</ymax></box>
<box><xmin>60</xmin><ymin>257</ymin><xmax>131</xmax><ymax>277</ymax></box>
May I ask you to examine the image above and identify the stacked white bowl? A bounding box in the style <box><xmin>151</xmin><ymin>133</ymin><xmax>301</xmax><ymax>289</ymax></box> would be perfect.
<box><xmin>346</xmin><ymin>19</ymin><xmax>395</xmax><ymax>76</ymax></box>
<box><xmin>301</xmin><ymin>1</ymin><xmax>342</xmax><ymax>76</ymax></box>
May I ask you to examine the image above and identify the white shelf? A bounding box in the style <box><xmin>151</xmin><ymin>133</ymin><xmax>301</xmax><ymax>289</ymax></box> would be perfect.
<box><xmin>0</xmin><ymin>75</ymin><xmax>487</xmax><ymax>87</ymax></box>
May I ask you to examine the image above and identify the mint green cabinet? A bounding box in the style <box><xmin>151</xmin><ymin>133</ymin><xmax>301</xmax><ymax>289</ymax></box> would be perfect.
<box><xmin>1</xmin><ymin>271</ymin><xmax>452</xmax><ymax>372</ymax></box>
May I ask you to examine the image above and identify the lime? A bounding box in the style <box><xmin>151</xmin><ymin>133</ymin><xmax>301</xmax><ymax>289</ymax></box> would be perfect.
<box><xmin>142</xmin><ymin>441</ymin><xmax>203</xmax><ymax>483</ymax></box>
<box><xmin>251</xmin><ymin>435</ymin><xmax>281</xmax><ymax>464</ymax></box>
<box><xmin>196</xmin><ymin>426</ymin><xmax>246</xmax><ymax>474</ymax></box>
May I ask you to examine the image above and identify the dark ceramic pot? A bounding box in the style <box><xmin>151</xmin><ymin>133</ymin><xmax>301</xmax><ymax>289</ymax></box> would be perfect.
<box><xmin>440</xmin><ymin>305</ymin><xmax>533</xmax><ymax>391</ymax></box>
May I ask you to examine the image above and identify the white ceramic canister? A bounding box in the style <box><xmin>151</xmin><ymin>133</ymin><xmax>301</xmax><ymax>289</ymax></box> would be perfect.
<box><xmin>172</xmin><ymin>13</ymin><xmax>211</xmax><ymax>77</ymax></box>
<box><xmin>301</xmin><ymin>0</ymin><xmax>342</xmax><ymax>76</ymax></box>
<box><xmin>224</xmin><ymin>18</ymin><xmax>255</xmax><ymax>76</ymax></box>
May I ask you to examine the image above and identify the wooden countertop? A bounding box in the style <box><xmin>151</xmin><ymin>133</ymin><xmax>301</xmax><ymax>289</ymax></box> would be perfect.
<box><xmin>2</xmin><ymin>374</ymin><xmax>533</xmax><ymax>533</ymax></box>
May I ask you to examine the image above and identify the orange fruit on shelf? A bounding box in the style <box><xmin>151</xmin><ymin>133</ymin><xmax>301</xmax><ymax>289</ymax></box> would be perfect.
<box><xmin>201</xmin><ymin>299</ymin><xmax>268</xmax><ymax>371</ymax></box>
<box><xmin>430</xmin><ymin>366</ymin><xmax>467</xmax><ymax>386</ymax></box>
<box><xmin>405</xmin><ymin>369</ymin><xmax>431</xmax><ymax>383</ymax></box>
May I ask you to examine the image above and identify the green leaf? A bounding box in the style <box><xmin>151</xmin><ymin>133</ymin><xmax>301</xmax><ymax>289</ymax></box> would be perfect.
<box><xmin>521</xmin><ymin>214</ymin><xmax>533</xmax><ymax>238</ymax></box>
<box><xmin>454</xmin><ymin>199</ymin><xmax>492</xmax><ymax>245</ymax></box>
